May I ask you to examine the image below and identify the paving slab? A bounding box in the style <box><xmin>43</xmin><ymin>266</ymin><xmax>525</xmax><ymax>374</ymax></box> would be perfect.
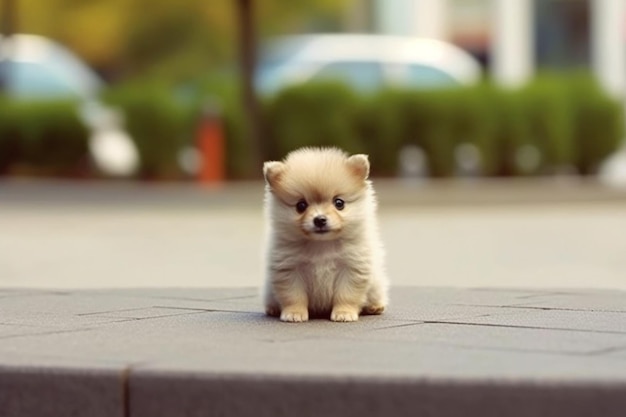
<box><xmin>0</xmin><ymin>287</ymin><xmax>626</xmax><ymax>417</ymax></box>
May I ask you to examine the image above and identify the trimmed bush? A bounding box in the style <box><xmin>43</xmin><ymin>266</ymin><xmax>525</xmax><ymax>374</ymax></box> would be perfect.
<box><xmin>103</xmin><ymin>83</ymin><xmax>188</xmax><ymax>179</ymax></box>
<box><xmin>359</xmin><ymin>89</ymin><xmax>461</xmax><ymax>177</ymax></box>
<box><xmin>354</xmin><ymin>93</ymin><xmax>400</xmax><ymax>176</ymax></box>
<box><xmin>0</xmin><ymin>98</ymin><xmax>89</xmax><ymax>176</ymax></box>
<box><xmin>2</xmin><ymin>72</ymin><xmax>622</xmax><ymax>180</ymax></box>
<box><xmin>104</xmin><ymin>77</ymin><xmax>255</xmax><ymax>180</ymax></box>
<box><xmin>563</xmin><ymin>74</ymin><xmax>624</xmax><ymax>175</ymax></box>
<box><xmin>263</xmin><ymin>74</ymin><xmax>623</xmax><ymax>178</ymax></box>
<box><xmin>264</xmin><ymin>82</ymin><xmax>364</xmax><ymax>161</ymax></box>
<box><xmin>444</xmin><ymin>86</ymin><xmax>497</xmax><ymax>175</ymax></box>
<box><xmin>522</xmin><ymin>76</ymin><xmax>575</xmax><ymax>172</ymax></box>
<box><xmin>0</xmin><ymin>98</ymin><xmax>22</xmax><ymax>174</ymax></box>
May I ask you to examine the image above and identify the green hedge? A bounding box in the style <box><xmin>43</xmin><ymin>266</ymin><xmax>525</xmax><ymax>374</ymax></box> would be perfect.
<box><xmin>263</xmin><ymin>82</ymin><xmax>364</xmax><ymax>160</ymax></box>
<box><xmin>103</xmin><ymin>82</ymin><xmax>189</xmax><ymax>179</ymax></box>
<box><xmin>354</xmin><ymin>87</ymin><xmax>495</xmax><ymax>176</ymax></box>
<box><xmin>564</xmin><ymin>74</ymin><xmax>624</xmax><ymax>175</ymax></box>
<box><xmin>0</xmin><ymin>98</ymin><xmax>89</xmax><ymax>176</ymax></box>
<box><xmin>1</xmin><ymin>73</ymin><xmax>623</xmax><ymax>179</ymax></box>
<box><xmin>263</xmin><ymin>75</ymin><xmax>623</xmax><ymax>177</ymax></box>
<box><xmin>103</xmin><ymin>78</ymin><xmax>255</xmax><ymax>179</ymax></box>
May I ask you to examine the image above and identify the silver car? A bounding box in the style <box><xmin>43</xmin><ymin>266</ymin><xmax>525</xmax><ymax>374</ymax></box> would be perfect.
<box><xmin>0</xmin><ymin>34</ymin><xmax>138</xmax><ymax>176</ymax></box>
<box><xmin>256</xmin><ymin>34</ymin><xmax>482</xmax><ymax>94</ymax></box>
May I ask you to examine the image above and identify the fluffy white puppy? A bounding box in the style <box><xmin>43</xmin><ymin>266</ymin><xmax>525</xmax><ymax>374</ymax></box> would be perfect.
<box><xmin>262</xmin><ymin>147</ymin><xmax>388</xmax><ymax>322</ymax></box>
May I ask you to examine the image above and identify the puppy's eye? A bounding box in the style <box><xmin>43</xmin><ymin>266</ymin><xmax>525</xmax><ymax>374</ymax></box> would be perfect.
<box><xmin>295</xmin><ymin>200</ymin><xmax>308</xmax><ymax>213</ymax></box>
<box><xmin>333</xmin><ymin>198</ymin><xmax>345</xmax><ymax>210</ymax></box>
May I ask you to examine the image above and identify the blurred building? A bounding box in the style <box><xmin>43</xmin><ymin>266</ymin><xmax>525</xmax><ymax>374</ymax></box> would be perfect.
<box><xmin>347</xmin><ymin>0</ymin><xmax>625</xmax><ymax>98</ymax></box>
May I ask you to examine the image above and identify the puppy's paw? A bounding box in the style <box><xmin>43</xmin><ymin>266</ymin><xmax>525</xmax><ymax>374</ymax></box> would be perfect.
<box><xmin>280</xmin><ymin>307</ymin><xmax>309</xmax><ymax>323</ymax></box>
<box><xmin>362</xmin><ymin>304</ymin><xmax>385</xmax><ymax>315</ymax></box>
<box><xmin>330</xmin><ymin>307</ymin><xmax>359</xmax><ymax>322</ymax></box>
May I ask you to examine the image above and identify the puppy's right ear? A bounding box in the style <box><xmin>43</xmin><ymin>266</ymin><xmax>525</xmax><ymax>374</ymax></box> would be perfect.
<box><xmin>263</xmin><ymin>161</ymin><xmax>285</xmax><ymax>187</ymax></box>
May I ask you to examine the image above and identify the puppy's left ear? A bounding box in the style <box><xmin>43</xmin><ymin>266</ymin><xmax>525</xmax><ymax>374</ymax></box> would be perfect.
<box><xmin>263</xmin><ymin>161</ymin><xmax>285</xmax><ymax>187</ymax></box>
<box><xmin>347</xmin><ymin>154</ymin><xmax>370</xmax><ymax>180</ymax></box>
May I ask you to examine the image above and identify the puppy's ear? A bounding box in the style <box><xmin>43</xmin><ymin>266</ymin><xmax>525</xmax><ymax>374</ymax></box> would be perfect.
<box><xmin>347</xmin><ymin>154</ymin><xmax>370</xmax><ymax>180</ymax></box>
<box><xmin>263</xmin><ymin>161</ymin><xmax>285</xmax><ymax>187</ymax></box>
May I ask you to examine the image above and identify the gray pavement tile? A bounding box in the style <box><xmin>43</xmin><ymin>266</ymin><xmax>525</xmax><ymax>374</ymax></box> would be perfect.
<box><xmin>0</xmin><ymin>311</ymin><xmax>410</xmax><ymax>366</ymax></box>
<box><xmin>0</xmin><ymin>290</ymin><xmax>260</xmax><ymax>327</ymax></box>
<box><xmin>96</xmin><ymin>287</ymin><xmax>260</xmax><ymax>301</ymax></box>
<box><xmin>0</xmin><ymin>292</ymin><xmax>161</xmax><ymax>315</ymax></box>
<box><xmin>80</xmin><ymin>306</ymin><xmax>210</xmax><ymax>319</ymax></box>
<box><xmin>75</xmin><ymin>288</ymin><xmax>262</xmax><ymax>314</ymax></box>
<box><xmin>367</xmin><ymin>322</ymin><xmax>626</xmax><ymax>355</ymax></box>
<box><xmin>0</xmin><ymin>323</ymin><xmax>51</xmax><ymax>338</ymax></box>
<box><xmin>0</xmin><ymin>347</ymin><xmax>130</xmax><ymax>368</ymax></box>
<box><xmin>0</xmin><ymin>311</ymin><xmax>131</xmax><ymax>329</ymax></box>
<box><xmin>605</xmin><ymin>347</ymin><xmax>626</xmax><ymax>361</ymax></box>
<box><xmin>384</xmin><ymin>288</ymin><xmax>586</xmax><ymax>323</ymax></box>
<box><xmin>143</xmin><ymin>296</ymin><xmax>261</xmax><ymax>314</ymax></box>
<box><xmin>0</xmin><ymin>289</ymin><xmax>42</xmax><ymax>298</ymax></box>
<box><xmin>385</xmin><ymin>304</ymin><xmax>524</xmax><ymax>322</ymax></box>
<box><xmin>0</xmin><ymin>365</ymin><xmax>124</xmax><ymax>417</ymax></box>
<box><xmin>513</xmin><ymin>292</ymin><xmax>626</xmax><ymax>312</ymax></box>
<box><xmin>388</xmin><ymin>287</ymin><xmax>549</xmax><ymax>307</ymax></box>
<box><xmin>447</xmin><ymin>309</ymin><xmax>626</xmax><ymax>333</ymax></box>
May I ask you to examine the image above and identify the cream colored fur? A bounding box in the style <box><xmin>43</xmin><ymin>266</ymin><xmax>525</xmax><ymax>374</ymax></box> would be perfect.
<box><xmin>262</xmin><ymin>147</ymin><xmax>388</xmax><ymax>322</ymax></box>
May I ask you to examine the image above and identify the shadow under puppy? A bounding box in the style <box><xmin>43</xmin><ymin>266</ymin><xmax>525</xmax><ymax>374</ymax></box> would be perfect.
<box><xmin>263</xmin><ymin>147</ymin><xmax>388</xmax><ymax>322</ymax></box>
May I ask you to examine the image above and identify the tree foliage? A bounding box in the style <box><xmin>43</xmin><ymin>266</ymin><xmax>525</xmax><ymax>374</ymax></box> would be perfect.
<box><xmin>7</xmin><ymin>0</ymin><xmax>351</xmax><ymax>82</ymax></box>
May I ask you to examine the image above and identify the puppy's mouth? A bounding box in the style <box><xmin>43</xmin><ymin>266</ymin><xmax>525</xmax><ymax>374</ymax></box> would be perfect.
<box><xmin>304</xmin><ymin>226</ymin><xmax>341</xmax><ymax>240</ymax></box>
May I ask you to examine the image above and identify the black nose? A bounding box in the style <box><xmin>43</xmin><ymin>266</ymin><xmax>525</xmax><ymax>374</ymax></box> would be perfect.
<box><xmin>313</xmin><ymin>215</ymin><xmax>327</xmax><ymax>228</ymax></box>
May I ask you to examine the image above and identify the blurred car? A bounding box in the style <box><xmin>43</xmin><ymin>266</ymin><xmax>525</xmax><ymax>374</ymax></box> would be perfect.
<box><xmin>0</xmin><ymin>34</ymin><xmax>138</xmax><ymax>176</ymax></box>
<box><xmin>255</xmin><ymin>34</ymin><xmax>482</xmax><ymax>95</ymax></box>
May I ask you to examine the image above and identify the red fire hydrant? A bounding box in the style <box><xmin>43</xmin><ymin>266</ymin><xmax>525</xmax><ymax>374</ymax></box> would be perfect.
<box><xmin>196</xmin><ymin>103</ymin><xmax>225</xmax><ymax>184</ymax></box>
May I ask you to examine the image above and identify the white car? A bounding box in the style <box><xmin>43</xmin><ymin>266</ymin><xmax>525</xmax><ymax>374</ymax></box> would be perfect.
<box><xmin>0</xmin><ymin>34</ymin><xmax>138</xmax><ymax>176</ymax></box>
<box><xmin>256</xmin><ymin>34</ymin><xmax>482</xmax><ymax>94</ymax></box>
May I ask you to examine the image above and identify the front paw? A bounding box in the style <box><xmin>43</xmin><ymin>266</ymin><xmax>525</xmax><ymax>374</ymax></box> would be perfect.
<box><xmin>331</xmin><ymin>307</ymin><xmax>359</xmax><ymax>322</ymax></box>
<box><xmin>280</xmin><ymin>307</ymin><xmax>309</xmax><ymax>323</ymax></box>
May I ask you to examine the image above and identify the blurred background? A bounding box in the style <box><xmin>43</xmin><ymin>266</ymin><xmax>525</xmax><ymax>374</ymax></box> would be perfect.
<box><xmin>1</xmin><ymin>0</ymin><xmax>626</xmax><ymax>289</ymax></box>
<box><xmin>1</xmin><ymin>0</ymin><xmax>625</xmax><ymax>181</ymax></box>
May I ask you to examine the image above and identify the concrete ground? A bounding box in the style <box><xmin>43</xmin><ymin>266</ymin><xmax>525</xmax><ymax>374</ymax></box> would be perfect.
<box><xmin>1</xmin><ymin>178</ymin><xmax>626</xmax><ymax>416</ymax></box>
<box><xmin>1</xmin><ymin>178</ymin><xmax>625</xmax><ymax>290</ymax></box>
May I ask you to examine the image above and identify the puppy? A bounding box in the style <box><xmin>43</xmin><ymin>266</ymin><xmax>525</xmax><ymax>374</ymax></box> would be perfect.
<box><xmin>262</xmin><ymin>147</ymin><xmax>388</xmax><ymax>322</ymax></box>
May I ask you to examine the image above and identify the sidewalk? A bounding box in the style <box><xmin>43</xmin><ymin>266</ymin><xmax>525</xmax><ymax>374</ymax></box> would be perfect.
<box><xmin>1</xmin><ymin>287</ymin><xmax>626</xmax><ymax>417</ymax></box>
<box><xmin>2</xmin><ymin>178</ymin><xmax>626</xmax><ymax>290</ymax></box>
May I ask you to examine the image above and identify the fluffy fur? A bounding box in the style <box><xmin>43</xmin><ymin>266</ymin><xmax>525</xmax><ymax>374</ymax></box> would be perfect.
<box><xmin>262</xmin><ymin>147</ymin><xmax>388</xmax><ymax>322</ymax></box>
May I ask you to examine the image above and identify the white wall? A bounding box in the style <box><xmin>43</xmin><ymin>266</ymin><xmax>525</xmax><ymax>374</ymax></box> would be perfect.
<box><xmin>592</xmin><ymin>0</ymin><xmax>626</xmax><ymax>99</ymax></box>
<box><xmin>490</xmin><ymin>0</ymin><xmax>534</xmax><ymax>88</ymax></box>
<box><xmin>374</xmin><ymin>0</ymin><xmax>448</xmax><ymax>39</ymax></box>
